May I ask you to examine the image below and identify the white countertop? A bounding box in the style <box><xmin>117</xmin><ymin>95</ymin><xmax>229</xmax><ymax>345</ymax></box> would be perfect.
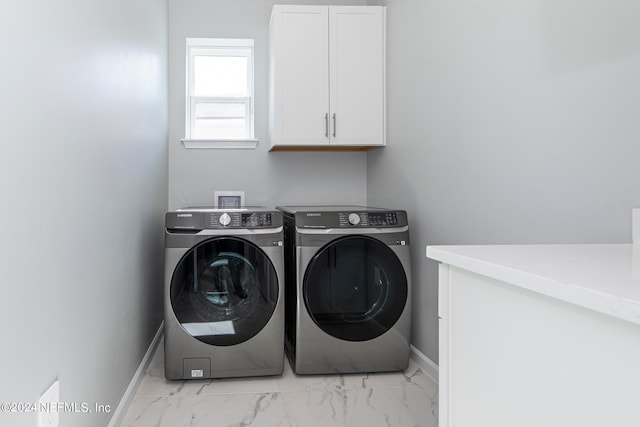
<box><xmin>426</xmin><ymin>244</ymin><xmax>640</xmax><ymax>326</ymax></box>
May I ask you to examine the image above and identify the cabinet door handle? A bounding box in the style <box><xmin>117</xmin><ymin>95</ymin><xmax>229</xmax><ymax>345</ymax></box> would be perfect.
<box><xmin>324</xmin><ymin>113</ymin><xmax>329</xmax><ymax>138</ymax></box>
<box><xmin>332</xmin><ymin>113</ymin><xmax>336</xmax><ymax>138</ymax></box>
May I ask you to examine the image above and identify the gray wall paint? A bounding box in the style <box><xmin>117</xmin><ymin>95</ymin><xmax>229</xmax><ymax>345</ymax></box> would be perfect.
<box><xmin>168</xmin><ymin>0</ymin><xmax>369</xmax><ymax>210</ymax></box>
<box><xmin>368</xmin><ymin>0</ymin><xmax>640</xmax><ymax>363</ymax></box>
<box><xmin>0</xmin><ymin>1</ymin><xmax>168</xmax><ymax>426</ymax></box>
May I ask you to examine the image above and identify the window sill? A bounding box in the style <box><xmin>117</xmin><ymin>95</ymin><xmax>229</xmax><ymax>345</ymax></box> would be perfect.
<box><xmin>180</xmin><ymin>139</ymin><xmax>259</xmax><ymax>150</ymax></box>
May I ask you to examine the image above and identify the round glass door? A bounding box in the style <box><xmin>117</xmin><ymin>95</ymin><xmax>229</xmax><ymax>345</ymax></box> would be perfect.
<box><xmin>303</xmin><ymin>235</ymin><xmax>407</xmax><ymax>342</ymax></box>
<box><xmin>170</xmin><ymin>237</ymin><xmax>279</xmax><ymax>346</ymax></box>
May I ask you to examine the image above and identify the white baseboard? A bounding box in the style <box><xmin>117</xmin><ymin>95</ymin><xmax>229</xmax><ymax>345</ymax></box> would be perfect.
<box><xmin>107</xmin><ymin>322</ymin><xmax>164</xmax><ymax>427</ymax></box>
<box><xmin>410</xmin><ymin>344</ymin><xmax>439</xmax><ymax>383</ymax></box>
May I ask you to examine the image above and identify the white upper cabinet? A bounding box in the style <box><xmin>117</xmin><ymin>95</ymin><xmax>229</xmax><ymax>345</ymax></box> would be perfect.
<box><xmin>269</xmin><ymin>5</ymin><xmax>386</xmax><ymax>151</ymax></box>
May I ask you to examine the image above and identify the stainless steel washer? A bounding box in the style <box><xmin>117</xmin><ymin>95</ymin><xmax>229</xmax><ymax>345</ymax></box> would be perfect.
<box><xmin>278</xmin><ymin>205</ymin><xmax>411</xmax><ymax>375</ymax></box>
<box><xmin>164</xmin><ymin>208</ymin><xmax>284</xmax><ymax>379</ymax></box>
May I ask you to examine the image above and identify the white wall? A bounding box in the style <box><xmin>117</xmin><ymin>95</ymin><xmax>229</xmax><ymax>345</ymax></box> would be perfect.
<box><xmin>0</xmin><ymin>1</ymin><xmax>168</xmax><ymax>426</ymax></box>
<box><xmin>368</xmin><ymin>0</ymin><xmax>640</xmax><ymax>363</ymax></box>
<box><xmin>168</xmin><ymin>0</ymin><xmax>369</xmax><ymax>210</ymax></box>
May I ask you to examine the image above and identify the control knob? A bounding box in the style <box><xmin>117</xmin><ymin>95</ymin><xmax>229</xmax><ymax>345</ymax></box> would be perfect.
<box><xmin>348</xmin><ymin>213</ymin><xmax>361</xmax><ymax>226</ymax></box>
<box><xmin>219</xmin><ymin>213</ymin><xmax>231</xmax><ymax>226</ymax></box>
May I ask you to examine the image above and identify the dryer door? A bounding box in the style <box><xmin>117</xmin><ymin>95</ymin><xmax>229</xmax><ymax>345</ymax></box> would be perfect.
<box><xmin>170</xmin><ymin>237</ymin><xmax>279</xmax><ymax>346</ymax></box>
<box><xmin>303</xmin><ymin>235</ymin><xmax>408</xmax><ymax>341</ymax></box>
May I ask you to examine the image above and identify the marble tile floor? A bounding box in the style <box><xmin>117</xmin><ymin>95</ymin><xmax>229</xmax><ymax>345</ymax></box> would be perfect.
<box><xmin>120</xmin><ymin>339</ymin><xmax>438</xmax><ymax>427</ymax></box>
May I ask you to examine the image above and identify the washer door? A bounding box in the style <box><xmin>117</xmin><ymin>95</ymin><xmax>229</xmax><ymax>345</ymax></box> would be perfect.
<box><xmin>170</xmin><ymin>237</ymin><xmax>279</xmax><ymax>346</ymax></box>
<box><xmin>303</xmin><ymin>235</ymin><xmax>408</xmax><ymax>342</ymax></box>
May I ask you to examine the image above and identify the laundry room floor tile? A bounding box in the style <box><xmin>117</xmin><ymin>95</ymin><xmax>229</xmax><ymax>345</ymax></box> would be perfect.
<box><xmin>119</xmin><ymin>339</ymin><xmax>439</xmax><ymax>427</ymax></box>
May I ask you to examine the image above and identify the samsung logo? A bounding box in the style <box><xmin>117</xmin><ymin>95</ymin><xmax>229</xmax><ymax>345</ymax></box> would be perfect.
<box><xmin>177</xmin><ymin>213</ymin><xmax>193</xmax><ymax>218</ymax></box>
<box><xmin>306</xmin><ymin>213</ymin><xmax>322</xmax><ymax>217</ymax></box>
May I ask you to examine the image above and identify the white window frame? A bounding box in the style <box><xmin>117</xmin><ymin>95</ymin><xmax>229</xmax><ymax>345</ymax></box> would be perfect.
<box><xmin>182</xmin><ymin>38</ymin><xmax>257</xmax><ymax>149</ymax></box>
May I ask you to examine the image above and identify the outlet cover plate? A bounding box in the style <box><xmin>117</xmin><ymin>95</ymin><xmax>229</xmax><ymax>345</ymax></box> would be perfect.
<box><xmin>215</xmin><ymin>191</ymin><xmax>245</xmax><ymax>209</ymax></box>
<box><xmin>38</xmin><ymin>380</ymin><xmax>59</xmax><ymax>427</ymax></box>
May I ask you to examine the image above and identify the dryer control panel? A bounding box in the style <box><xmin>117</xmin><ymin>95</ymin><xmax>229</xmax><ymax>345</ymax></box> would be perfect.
<box><xmin>338</xmin><ymin>212</ymin><xmax>400</xmax><ymax>227</ymax></box>
<box><xmin>287</xmin><ymin>207</ymin><xmax>408</xmax><ymax>229</ymax></box>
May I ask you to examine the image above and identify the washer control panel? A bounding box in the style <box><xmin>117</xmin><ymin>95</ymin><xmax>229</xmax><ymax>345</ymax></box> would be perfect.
<box><xmin>166</xmin><ymin>209</ymin><xmax>281</xmax><ymax>231</ymax></box>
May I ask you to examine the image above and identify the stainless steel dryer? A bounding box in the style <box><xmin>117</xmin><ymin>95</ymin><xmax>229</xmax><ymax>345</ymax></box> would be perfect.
<box><xmin>164</xmin><ymin>207</ymin><xmax>284</xmax><ymax>380</ymax></box>
<box><xmin>278</xmin><ymin>205</ymin><xmax>411</xmax><ymax>375</ymax></box>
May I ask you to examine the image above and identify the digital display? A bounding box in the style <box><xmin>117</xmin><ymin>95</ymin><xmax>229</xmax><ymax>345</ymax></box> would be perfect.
<box><xmin>368</xmin><ymin>212</ymin><xmax>399</xmax><ymax>226</ymax></box>
<box><xmin>241</xmin><ymin>213</ymin><xmax>272</xmax><ymax>227</ymax></box>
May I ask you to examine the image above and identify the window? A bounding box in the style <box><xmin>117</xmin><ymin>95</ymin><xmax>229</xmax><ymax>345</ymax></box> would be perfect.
<box><xmin>185</xmin><ymin>38</ymin><xmax>255</xmax><ymax>143</ymax></box>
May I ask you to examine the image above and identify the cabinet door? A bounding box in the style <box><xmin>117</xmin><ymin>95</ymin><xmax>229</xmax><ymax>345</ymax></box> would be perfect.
<box><xmin>329</xmin><ymin>6</ymin><xmax>385</xmax><ymax>147</ymax></box>
<box><xmin>270</xmin><ymin>6</ymin><xmax>329</xmax><ymax>147</ymax></box>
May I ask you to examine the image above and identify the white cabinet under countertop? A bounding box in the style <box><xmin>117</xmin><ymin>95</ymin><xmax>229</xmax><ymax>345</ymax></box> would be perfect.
<box><xmin>268</xmin><ymin>5</ymin><xmax>386</xmax><ymax>151</ymax></box>
<box><xmin>427</xmin><ymin>244</ymin><xmax>640</xmax><ymax>427</ymax></box>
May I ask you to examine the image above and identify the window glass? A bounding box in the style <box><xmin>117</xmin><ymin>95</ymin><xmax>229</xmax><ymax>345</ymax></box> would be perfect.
<box><xmin>193</xmin><ymin>56</ymin><xmax>248</xmax><ymax>96</ymax></box>
<box><xmin>186</xmin><ymin>38</ymin><xmax>254</xmax><ymax>140</ymax></box>
<box><xmin>193</xmin><ymin>102</ymin><xmax>248</xmax><ymax>139</ymax></box>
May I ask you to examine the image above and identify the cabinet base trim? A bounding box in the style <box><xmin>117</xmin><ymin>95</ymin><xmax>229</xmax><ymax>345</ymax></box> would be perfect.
<box><xmin>269</xmin><ymin>145</ymin><xmax>383</xmax><ymax>152</ymax></box>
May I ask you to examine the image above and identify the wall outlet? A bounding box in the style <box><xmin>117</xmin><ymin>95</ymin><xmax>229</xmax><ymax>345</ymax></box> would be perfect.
<box><xmin>38</xmin><ymin>380</ymin><xmax>59</xmax><ymax>427</ymax></box>
<box><xmin>214</xmin><ymin>190</ymin><xmax>245</xmax><ymax>208</ymax></box>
